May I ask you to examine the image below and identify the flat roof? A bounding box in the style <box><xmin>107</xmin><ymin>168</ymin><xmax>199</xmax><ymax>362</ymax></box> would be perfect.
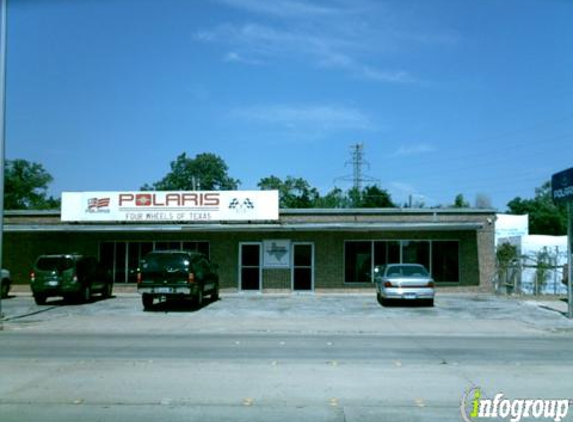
<box><xmin>4</xmin><ymin>207</ymin><xmax>497</xmax><ymax>218</ymax></box>
<box><xmin>5</xmin><ymin>222</ymin><xmax>483</xmax><ymax>233</ymax></box>
<box><xmin>3</xmin><ymin>207</ymin><xmax>492</xmax><ymax>233</ymax></box>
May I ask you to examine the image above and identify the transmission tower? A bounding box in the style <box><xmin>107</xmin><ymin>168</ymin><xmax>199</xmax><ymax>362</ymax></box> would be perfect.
<box><xmin>335</xmin><ymin>143</ymin><xmax>379</xmax><ymax>191</ymax></box>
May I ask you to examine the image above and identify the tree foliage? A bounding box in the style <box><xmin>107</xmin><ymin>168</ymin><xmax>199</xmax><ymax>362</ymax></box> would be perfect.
<box><xmin>143</xmin><ymin>153</ymin><xmax>240</xmax><ymax>191</ymax></box>
<box><xmin>496</xmin><ymin>242</ymin><xmax>519</xmax><ymax>266</ymax></box>
<box><xmin>352</xmin><ymin>185</ymin><xmax>395</xmax><ymax>208</ymax></box>
<box><xmin>453</xmin><ymin>193</ymin><xmax>470</xmax><ymax>208</ymax></box>
<box><xmin>495</xmin><ymin>241</ymin><xmax>520</xmax><ymax>294</ymax></box>
<box><xmin>506</xmin><ymin>181</ymin><xmax>567</xmax><ymax>235</ymax></box>
<box><xmin>315</xmin><ymin>187</ymin><xmax>349</xmax><ymax>208</ymax></box>
<box><xmin>258</xmin><ymin>176</ymin><xmax>320</xmax><ymax>208</ymax></box>
<box><xmin>258</xmin><ymin>175</ymin><xmax>396</xmax><ymax>209</ymax></box>
<box><xmin>4</xmin><ymin>159</ymin><xmax>60</xmax><ymax>210</ymax></box>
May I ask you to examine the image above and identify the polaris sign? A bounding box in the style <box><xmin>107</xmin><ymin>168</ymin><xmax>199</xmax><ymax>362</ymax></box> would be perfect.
<box><xmin>552</xmin><ymin>167</ymin><xmax>573</xmax><ymax>204</ymax></box>
<box><xmin>62</xmin><ymin>191</ymin><xmax>279</xmax><ymax>222</ymax></box>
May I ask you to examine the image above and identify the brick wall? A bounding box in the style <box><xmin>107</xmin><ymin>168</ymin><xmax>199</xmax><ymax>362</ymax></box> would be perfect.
<box><xmin>4</xmin><ymin>209</ymin><xmax>496</xmax><ymax>290</ymax></box>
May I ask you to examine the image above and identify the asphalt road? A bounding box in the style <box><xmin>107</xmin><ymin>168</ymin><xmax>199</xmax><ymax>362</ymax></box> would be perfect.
<box><xmin>1</xmin><ymin>293</ymin><xmax>573</xmax><ymax>421</ymax></box>
<box><xmin>2</xmin><ymin>332</ymin><xmax>573</xmax><ymax>364</ymax></box>
<box><xmin>2</xmin><ymin>331</ymin><xmax>573</xmax><ymax>421</ymax></box>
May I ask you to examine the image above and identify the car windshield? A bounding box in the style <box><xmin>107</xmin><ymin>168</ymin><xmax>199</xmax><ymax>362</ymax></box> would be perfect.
<box><xmin>141</xmin><ymin>253</ymin><xmax>190</xmax><ymax>272</ymax></box>
<box><xmin>36</xmin><ymin>257</ymin><xmax>74</xmax><ymax>272</ymax></box>
<box><xmin>386</xmin><ymin>265</ymin><xmax>429</xmax><ymax>277</ymax></box>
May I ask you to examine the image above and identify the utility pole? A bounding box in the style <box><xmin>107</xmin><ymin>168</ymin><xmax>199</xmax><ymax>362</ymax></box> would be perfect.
<box><xmin>350</xmin><ymin>143</ymin><xmax>364</xmax><ymax>192</ymax></box>
<box><xmin>335</xmin><ymin>143</ymin><xmax>379</xmax><ymax>193</ymax></box>
<box><xmin>567</xmin><ymin>201</ymin><xmax>573</xmax><ymax>318</ymax></box>
<box><xmin>551</xmin><ymin>167</ymin><xmax>573</xmax><ymax>318</ymax></box>
<box><xmin>0</xmin><ymin>0</ymin><xmax>8</xmax><ymax>325</ymax></box>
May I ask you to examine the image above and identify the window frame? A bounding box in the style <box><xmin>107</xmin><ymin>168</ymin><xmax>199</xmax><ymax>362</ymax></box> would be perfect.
<box><xmin>344</xmin><ymin>239</ymin><xmax>461</xmax><ymax>284</ymax></box>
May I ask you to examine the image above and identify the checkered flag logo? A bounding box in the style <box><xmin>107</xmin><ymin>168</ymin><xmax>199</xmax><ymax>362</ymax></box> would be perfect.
<box><xmin>229</xmin><ymin>198</ymin><xmax>255</xmax><ymax>213</ymax></box>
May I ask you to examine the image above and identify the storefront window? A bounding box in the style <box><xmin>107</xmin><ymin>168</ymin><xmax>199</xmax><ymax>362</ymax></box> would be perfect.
<box><xmin>373</xmin><ymin>241</ymin><xmax>400</xmax><ymax>267</ymax></box>
<box><xmin>183</xmin><ymin>241</ymin><xmax>210</xmax><ymax>257</ymax></box>
<box><xmin>155</xmin><ymin>241</ymin><xmax>183</xmax><ymax>250</ymax></box>
<box><xmin>345</xmin><ymin>241</ymin><xmax>372</xmax><ymax>283</ymax></box>
<box><xmin>293</xmin><ymin>244</ymin><xmax>313</xmax><ymax>291</ymax></box>
<box><xmin>99</xmin><ymin>241</ymin><xmax>209</xmax><ymax>283</ymax></box>
<box><xmin>115</xmin><ymin>242</ymin><xmax>127</xmax><ymax>283</ymax></box>
<box><xmin>99</xmin><ymin>242</ymin><xmax>115</xmax><ymax>279</ymax></box>
<box><xmin>402</xmin><ymin>241</ymin><xmax>430</xmax><ymax>269</ymax></box>
<box><xmin>345</xmin><ymin>240</ymin><xmax>460</xmax><ymax>283</ymax></box>
<box><xmin>127</xmin><ymin>242</ymin><xmax>153</xmax><ymax>283</ymax></box>
<box><xmin>240</xmin><ymin>243</ymin><xmax>261</xmax><ymax>290</ymax></box>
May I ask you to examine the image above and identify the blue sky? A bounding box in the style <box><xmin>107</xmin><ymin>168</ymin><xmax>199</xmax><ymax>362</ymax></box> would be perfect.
<box><xmin>6</xmin><ymin>0</ymin><xmax>573</xmax><ymax>209</ymax></box>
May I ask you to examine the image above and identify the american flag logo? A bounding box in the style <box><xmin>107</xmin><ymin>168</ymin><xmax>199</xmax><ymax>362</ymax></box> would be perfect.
<box><xmin>87</xmin><ymin>197</ymin><xmax>111</xmax><ymax>212</ymax></box>
<box><xmin>229</xmin><ymin>198</ymin><xmax>255</xmax><ymax>213</ymax></box>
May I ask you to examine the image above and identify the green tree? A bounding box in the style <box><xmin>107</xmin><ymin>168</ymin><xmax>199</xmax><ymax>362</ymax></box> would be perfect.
<box><xmin>4</xmin><ymin>159</ymin><xmax>60</xmax><ymax>210</ymax></box>
<box><xmin>143</xmin><ymin>153</ymin><xmax>240</xmax><ymax>191</ymax></box>
<box><xmin>348</xmin><ymin>185</ymin><xmax>396</xmax><ymax>208</ymax></box>
<box><xmin>360</xmin><ymin>185</ymin><xmax>395</xmax><ymax>208</ymax></box>
<box><xmin>534</xmin><ymin>247</ymin><xmax>554</xmax><ymax>295</ymax></box>
<box><xmin>257</xmin><ymin>177</ymin><xmax>397</xmax><ymax>209</ymax></box>
<box><xmin>315</xmin><ymin>187</ymin><xmax>349</xmax><ymax>208</ymax></box>
<box><xmin>453</xmin><ymin>193</ymin><xmax>470</xmax><ymax>208</ymax></box>
<box><xmin>495</xmin><ymin>242</ymin><xmax>519</xmax><ymax>293</ymax></box>
<box><xmin>507</xmin><ymin>181</ymin><xmax>567</xmax><ymax>235</ymax></box>
<box><xmin>258</xmin><ymin>175</ymin><xmax>319</xmax><ymax>208</ymax></box>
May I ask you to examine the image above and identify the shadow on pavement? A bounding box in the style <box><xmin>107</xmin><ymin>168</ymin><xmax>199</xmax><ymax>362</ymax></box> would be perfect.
<box><xmin>143</xmin><ymin>297</ymin><xmax>220</xmax><ymax>313</ymax></box>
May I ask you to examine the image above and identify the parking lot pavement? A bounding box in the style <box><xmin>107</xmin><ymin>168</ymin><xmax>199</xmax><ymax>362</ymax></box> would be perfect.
<box><xmin>2</xmin><ymin>289</ymin><xmax>573</xmax><ymax>337</ymax></box>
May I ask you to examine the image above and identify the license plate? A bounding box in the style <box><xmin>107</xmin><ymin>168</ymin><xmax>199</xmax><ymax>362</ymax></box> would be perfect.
<box><xmin>155</xmin><ymin>287</ymin><xmax>172</xmax><ymax>294</ymax></box>
<box><xmin>404</xmin><ymin>293</ymin><xmax>417</xmax><ymax>300</ymax></box>
<box><xmin>47</xmin><ymin>280</ymin><xmax>59</xmax><ymax>286</ymax></box>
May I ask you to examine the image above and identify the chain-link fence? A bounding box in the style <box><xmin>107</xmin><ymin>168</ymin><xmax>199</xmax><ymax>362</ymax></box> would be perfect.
<box><xmin>494</xmin><ymin>246</ymin><xmax>568</xmax><ymax>296</ymax></box>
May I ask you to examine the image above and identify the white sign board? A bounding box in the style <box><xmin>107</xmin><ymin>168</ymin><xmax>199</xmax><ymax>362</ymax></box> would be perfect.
<box><xmin>495</xmin><ymin>214</ymin><xmax>529</xmax><ymax>245</ymax></box>
<box><xmin>61</xmin><ymin>191</ymin><xmax>279</xmax><ymax>222</ymax></box>
<box><xmin>263</xmin><ymin>240</ymin><xmax>291</xmax><ymax>268</ymax></box>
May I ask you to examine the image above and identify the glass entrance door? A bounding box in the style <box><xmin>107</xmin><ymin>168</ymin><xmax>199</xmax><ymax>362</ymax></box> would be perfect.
<box><xmin>240</xmin><ymin>243</ymin><xmax>261</xmax><ymax>291</ymax></box>
<box><xmin>292</xmin><ymin>243</ymin><xmax>314</xmax><ymax>291</ymax></box>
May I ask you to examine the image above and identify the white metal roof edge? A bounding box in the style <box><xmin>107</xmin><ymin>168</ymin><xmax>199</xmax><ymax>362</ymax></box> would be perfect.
<box><xmin>5</xmin><ymin>222</ymin><xmax>484</xmax><ymax>233</ymax></box>
<box><xmin>4</xmin><ymin>208</ymin><xmax>497</xmax><ymax>218</ymax></box>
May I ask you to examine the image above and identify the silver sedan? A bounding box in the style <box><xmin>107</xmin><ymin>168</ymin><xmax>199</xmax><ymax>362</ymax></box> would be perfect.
<box><xmin>374</xmin><ymin>264</ymin><xmax>434</xmax><ymax>306</ymax></box>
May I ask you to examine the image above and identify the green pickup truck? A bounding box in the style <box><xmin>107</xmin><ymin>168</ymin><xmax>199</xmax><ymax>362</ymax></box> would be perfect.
<box><xmin>137</xmin><ymin>250</ymin><xmax>219</xmax><ymax>310</ymax></box>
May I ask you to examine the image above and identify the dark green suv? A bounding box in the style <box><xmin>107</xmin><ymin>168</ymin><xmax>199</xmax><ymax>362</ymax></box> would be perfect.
<box><xmin>137</xmin><ymin>250</ymin><xmax>219</xmax><ymax>310</ymax></box>
<box><xmin>30</xmin><ymin>254</ymin><xmax>113</xmax><ymax>305</ymax></box>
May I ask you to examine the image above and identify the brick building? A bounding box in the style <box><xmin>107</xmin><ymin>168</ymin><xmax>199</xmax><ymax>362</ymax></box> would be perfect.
<box><xmin>3</xmin><ymin>206</ymin><xmax>496</xmax><ymax>292</ymax></box>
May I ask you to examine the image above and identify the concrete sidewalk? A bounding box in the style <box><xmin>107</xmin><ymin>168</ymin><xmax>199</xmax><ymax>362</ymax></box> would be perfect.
<box><xmin>526</xmin><ymin>296</ymin><xmax>570</xmax><ymax>317</ymax></box>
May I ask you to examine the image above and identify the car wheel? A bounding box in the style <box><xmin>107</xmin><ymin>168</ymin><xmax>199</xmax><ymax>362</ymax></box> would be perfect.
<box><xmin>380</xmin><ymin>297</ymin><xmax>389</xmax><ymax>306</ymax></box>
<box><xmin>195</xmin><ymin>288</ymin><xmax>204</xmax><ymax>308</ymax></box>
<box><xmin>0</xmin><ymin>281</ymin><xmax>8</xmax><ymax>299</ymax></box>
<box><xmin>34</xmin><ymin>294</ymin><xmax>47</xmax><ymax>305</ymax></box>
<box><xmin>102</xmin><ymin>282</ymin><xmax>113</xmax><ymax>299</ymax></box>
<box><xmin>211</xmin><ymin>285</ymin><xmax>219</xmax><ymax>301</ymax></box>
<box><xmin>81</xmin><ymin>285</ymin><xmax>92</xmax><ymax>303</ymax></box>
<box><xmin>142</xmin><ymin>294</ymin><xmax>154</xmax><ymax>310</ymax></box>
<box><xmin>425</xmin><ymin>298</ymin><xmax>434</xmax><ymax>307</ymax></box>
